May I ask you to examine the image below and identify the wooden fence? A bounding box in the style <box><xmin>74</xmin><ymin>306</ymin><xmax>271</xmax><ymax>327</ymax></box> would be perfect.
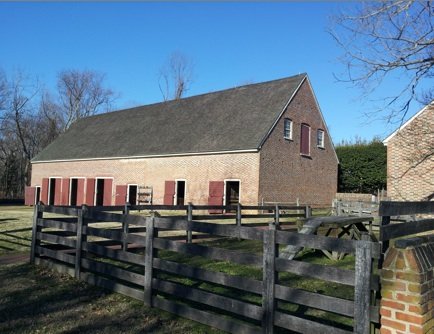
<box><xmin>379</xmin><ymin>201</ymin><xmax>434</xmax><ymax>253</ymax></box>
<box><xmin>31</xmin><ymin>204</ymin><xmax>380</xmax><ymax>334</ymax></box>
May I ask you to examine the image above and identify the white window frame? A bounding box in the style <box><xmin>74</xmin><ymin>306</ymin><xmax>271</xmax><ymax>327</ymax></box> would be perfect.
<box><xmin>283</xmin><ymin>118</ymin><xmax>293</xmax><ymax>140</ymax></box>
<box><xmin>174</xmin><ymin>179</ymin><xmax>187</xmax><ymax>205</ymax></box>
<box><xmin>69</xmin><ymin>177</ymin><xmax>86</xmax><ymax>206</ymax></box>
<box><xmin>300</xmin><ymin>123</ymin><xmax>311</xmax><ymax>156</ymax></box>
<box><xmin>317</xmin><ymin>129</ymin><xmax>325</xmax><ymax>149</ymax></box>
<box><xmin>94</xmin><ymin>177</ymin><xmax>114</xmax><ymax>206</ymax></box>
<box><xmin>223</xmin><ymin>179</ymin><xmax>241</xmax><ymax>206</ymax></box>
<box><xmin>48</xmin><ymin>177</ymin><xmax>62</xmax><ymax>205</ymax></box>
<box><xmin>127</xmin><ymin>184</ymin><xmax>139</xmax><ymax>205</ymax></box>
<box><xmin>34</xmin><ymin>186</ymin><xmax>41</xmax><ymax>205</ymax></box>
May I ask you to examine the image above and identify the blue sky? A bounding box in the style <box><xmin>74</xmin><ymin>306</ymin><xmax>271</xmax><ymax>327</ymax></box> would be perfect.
<box><xmin>0</xmin><ymin>2</ymin><xmax>423</xmax><ymax>144</ymax></box>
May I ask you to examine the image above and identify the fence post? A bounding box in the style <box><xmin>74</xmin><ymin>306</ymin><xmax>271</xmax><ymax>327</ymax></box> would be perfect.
<box><xmin>235</xmin><ymin>203</ymin><xmax>242</xmax><ymax>240</ymax></box>
<box><xmin>262</xmin><ymin>222</ymin><xmax>276</xmax><ymax>334</ymax></box>
<box><xmin>305</xmin><ymin>205</ymin><xmax>312</xmax><ymax>219</ymax></box>
<box><xmin>75</xmin><ymin>205</ymin><xmax>87</xmax><ymax>280</ymax></box>
<box><xmin>274</xmin><ymin>205</ymin><xmax>280</xmax><ymax>227</ymax></box>
<box><xmin>335</xmin><ymin>200</ymin><xmax>340</xmax><ymax>216</ymax></box>
<box><xmin>144</xmin><ymin>215</ymin><xmax>155</xmax><ymax>307</ymax></box>
<box><xmin>30</xmin><ymin>204</ymin><xmax>43</xmax><ymax>264</ymax></box>
<box><xmin>122</xmin><ymin>202</ymin><xmax>130</xmax><ymax>251</ymax></box>
<box><xmin>186</xmin><ymin>202</ymin><xmax>193</xmax><ymax>243</ymax></box>
<box><xmin>354</xmin><ymin>234</ymin><xmax>372</xmax><ymax>334</ymax></box>
<box><xmin>357</xmin><ymin>201</ymin><xmax>363</xmax><ymax>217</ymax></box>
<box><xmin>379</xmin><ymin>214</ymin><xmax>391</xmax><ymax>267</ymax></box>
<box><xmin>236</xmin><ymin>202</ymin><xmax>242</xmax><ymax>227</ymax></box>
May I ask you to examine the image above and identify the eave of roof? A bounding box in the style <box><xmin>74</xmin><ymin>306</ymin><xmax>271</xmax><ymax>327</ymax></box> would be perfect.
<box><xmin>383</xmin><ymin>102</ymin><xmax>434</xmax><ymax>145</ymax></box>
<box><xmin>32</xmin><ymin>148</ymin><xmax>259</xmax><ymax>164</ymax></box>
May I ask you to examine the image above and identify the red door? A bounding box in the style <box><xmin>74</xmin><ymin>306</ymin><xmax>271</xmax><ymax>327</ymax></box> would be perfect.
<box><xmin>41</xmin><ymin>178</ymin><xmax>49</xmax><ymax>204</ymax></box>
<box><xmin>61</xmin><ymin>178</ymin><xmax>70</xmax><ymax>205</ymax></box>
<box><xmin>24</xmin><ymin>186</ymin><xmax>36</xmax><ymax>206</ymax></box>
<box><xmin>164</xmin><ymin>181</ymin><xmax>175</xmax><ymax>205</ymax></box>
<box><xmin>76</xmin><ymin>179</ymin><xmax>85</xmax><ymax>205</ymax></box>
<box><xmin>115</xmin><ymin>185</ymin><xmax>128</xmax><ymax>205</ymax></box>
<box><xmin>85</xmin><ymin>178</ymin><xmax>96</xmax><ymax>206</ymax></box>
<box><xmin>54</xmin><ymin>178</ymin><xmax>62</xmax><ymax>205</ymax></box>
<box><xmin>208</xmin><ymin>181</ymin><xmax>224</xmax><ymax>214</ymax></box>
<box><xmin>103</xmin><ymin>179</ymin><xmax>113</xmax><ymax>206</ymax></box>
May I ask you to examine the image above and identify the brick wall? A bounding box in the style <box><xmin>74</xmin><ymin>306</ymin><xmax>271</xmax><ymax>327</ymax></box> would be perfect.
<box><xmin>335</xmin><ymin>192</ymin><xmax>375</xmax><ymax>202</ymax></box>
<box><xmin>31</xmin><ymin>152</ymin><xmax>260</xmax><ymax>205</ymax></box>
<box><xmin>259</xmin><ymin>79</ymin><xmax>338</xmax><ymax>207</ymax></box>
<box><xmin>380</xmin><ymin>236</ymin><xmax>434</xmax><ymax>334</ymax></box>
<box><xmin>386</xmin><ymin>105</ymin><xmax>434</xmax><ymax>201</ymax></box>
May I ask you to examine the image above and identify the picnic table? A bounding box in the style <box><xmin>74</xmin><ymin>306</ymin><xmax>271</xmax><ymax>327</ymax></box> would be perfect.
<box><xmin>281</xmin><ymin>215</ymin><xmax>375</xmax><ymax>260</ymax></box>
<box><xmin>315</xmin><ymin>215</ymin><xmax>375</xmax><ymax>260</ymax></box>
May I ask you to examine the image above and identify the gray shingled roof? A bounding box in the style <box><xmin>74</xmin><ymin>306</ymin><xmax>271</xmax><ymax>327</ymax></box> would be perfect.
<box><xmin>33</xmin><ymin>73</ymin><xmax>306</xmax><ymax>162</ymax></box>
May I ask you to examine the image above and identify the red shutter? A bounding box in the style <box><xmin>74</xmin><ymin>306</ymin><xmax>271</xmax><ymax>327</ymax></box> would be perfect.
<box><xmin>41</xmin><ymin>178</ymin><xmax>49</xmax><ymax>204</ymax></box>
<box><xmin>300</xmin><ymin>123</ymin><xmax>310</xmax><ymax>156</ymax></box>
<box><xmin>76</xmin><ymin>179</ymin><xmax>85</xmax><ymax>206</ymax></box>
<box><xmin>103</xmin><ymin>179</ymin><xmax>113</xmax><ymax>206</ymax></box>
<box><xmin>115</xmin><ymin>185</ymin><xmax>128</xmax><ymax>205</ymax></box>
<box><xmin>24</xmin><ymin>186</ymin><xmax>36</xmax><ymax>206</ymax></box>
<box><xmin>61</xmin><ymin>178</ymin><xmax>70</xmax><ymax>205</ymax></box>
<box><xmin>209</xmin><ymin>181</ymin><xmax>224</xmax><ymax>197</ymax></box>
<box><xmin>85</xmin><ymin>178</ymin><xmax>96</xmax><ymax>206</ymax></box>
<box><xmin>163</xmin><ymin>180</ymin><xmax>175</xmax><ymax>205</ymax></box>
<box><xmin>54</xmin><ymin>178</ymin><xmax>62</xmax><ymax>205</ymax></box>
<box><xmin>208</xmin><ymin>181</ymin><xmax>224</xmax><ymax>214</ymax></box>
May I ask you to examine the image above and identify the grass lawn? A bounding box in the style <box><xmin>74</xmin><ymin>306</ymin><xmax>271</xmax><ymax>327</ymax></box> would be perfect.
<box><xmin>0</xmin><ymin>262</ymin><xmax>224</xmax><ymax>334</ymax></box>
<box><xmin>0</xmin><ymin>205</ymin><xmax>361</xmax><ymax>333</ymax></box>
<box><xmin>0</xmin><ymin>205</ymin><xmax>34</xmax><ymax>256</ymax></box>
<box><xmin>0</xmin><ymin>205</ymin><xmax>225</xmax><ymax>333</ymax></box>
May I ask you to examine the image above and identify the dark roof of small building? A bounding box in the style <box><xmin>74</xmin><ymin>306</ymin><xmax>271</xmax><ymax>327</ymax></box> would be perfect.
<box><xmin>33</xmin><ymin>73</ymin><xmax>307</xmax><ymax>162</ymax></box>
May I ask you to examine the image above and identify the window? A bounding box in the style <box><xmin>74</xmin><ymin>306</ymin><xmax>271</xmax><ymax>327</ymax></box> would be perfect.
<box><xmin>317</xmin><ymin>129</ymin><xmax>325</xmax><ymax>148</ymax></box>
<box><xmin>94</xmin><ymin>178</ymin><xmax>113</xmax><ymax>206</ymax></box>
<box><xmin>175</xmin><ymin>180</ymin><xmax>186</xmax><ymax>206</ymax></box>
<box><xmin>283</xmin><ymin>118</ymin><xmax>293</xmax><ymax>140</ymax></box>
<box><xmin>35</xmin><ymin>186</ymin><xmax>41</xmax><ymax>204</ymax></box>
<box><xmin>127</xmin><ymin>184</ymin><xmax>138</xmax><ymax>205</ymax></box>
<box><xmin>300</xmin><ymin>123</ymin><xmax>311</xmax><ymax>156</ymax></box>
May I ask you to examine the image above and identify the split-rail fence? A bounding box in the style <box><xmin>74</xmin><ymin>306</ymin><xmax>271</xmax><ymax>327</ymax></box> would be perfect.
<box><xmin>30</xmin><ymin>203</ymin><xmax>381</xmax><ymax>334</ymax></box>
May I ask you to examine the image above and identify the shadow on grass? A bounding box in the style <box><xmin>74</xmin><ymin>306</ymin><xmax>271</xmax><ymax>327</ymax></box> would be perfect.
<box><xmin>0</xmin><ymin>218</ymin><xmax>19</xmax><ymax>223</ymax></box>
<box><xmin>0</xmin><ymin>263</ymin><xmax>223</xmax><ymax>334</ymax></box>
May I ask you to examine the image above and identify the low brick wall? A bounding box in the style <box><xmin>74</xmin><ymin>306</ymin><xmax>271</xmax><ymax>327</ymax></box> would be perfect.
<box><xmin>335</xmin><ymin>193</ymin><xmax>375</xmax><ymax>202</ymax></box>
<box><xmin>380</xmin><ymin>235</ymin><xmax>434</xmax><ymax>334</ymax></box>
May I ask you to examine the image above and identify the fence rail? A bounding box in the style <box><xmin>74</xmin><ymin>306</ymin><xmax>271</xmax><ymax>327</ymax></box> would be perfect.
<box><xmin>378</xmin><ymin>201</ymin><xmax>434</xmax><ymax>259</ymax></box>
<box><xmin>31</xmin><ymin>203</ymin><xmax>381</xmax><ymax>334</ymax></box>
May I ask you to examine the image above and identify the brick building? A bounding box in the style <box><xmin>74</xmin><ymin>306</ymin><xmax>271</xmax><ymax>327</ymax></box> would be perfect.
<box><xmin>383</xmin><ymin>103</ymin><xmax>434</xmax><ymax>201</ymax></box>
<box><xmin>26</xmin><ymin>73</ymin><xmax>338</xmax><ymax>207</ymax></box>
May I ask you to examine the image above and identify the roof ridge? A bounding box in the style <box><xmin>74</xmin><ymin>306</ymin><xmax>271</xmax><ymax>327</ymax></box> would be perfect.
<box><xmin>84</xmin><ymin>72</ymin><xmax>307</xmax><ymax>121</ymax></box>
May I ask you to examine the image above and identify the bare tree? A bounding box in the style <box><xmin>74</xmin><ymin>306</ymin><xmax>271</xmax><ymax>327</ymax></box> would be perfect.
<box><xmin>158</xmin><ymin>51</ymin><xmax>194</xmax><ymax>101</ymax></box>
<box><xmin>57</xmin><ymin>69</ymin><xmax>115</xmax><ymax>130</ymax></box>
<box><xmin>330</xmin><ymin>1</ymin><xmax>434</xmax><ymax>123</ymax></box>
<box><xmin>0</xmin><ymin>68</ymin><xmax>117</xmax><ymax>198</ymax></box>
<box><xmin>0</xmin><ymin>70</ymin><xmax>8</xmax><ymax>116</ymax></box>
<box><xmin>0</xmin><ymin>71</ymin><xmax>41</xmax><ymax>195</ymax></box>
